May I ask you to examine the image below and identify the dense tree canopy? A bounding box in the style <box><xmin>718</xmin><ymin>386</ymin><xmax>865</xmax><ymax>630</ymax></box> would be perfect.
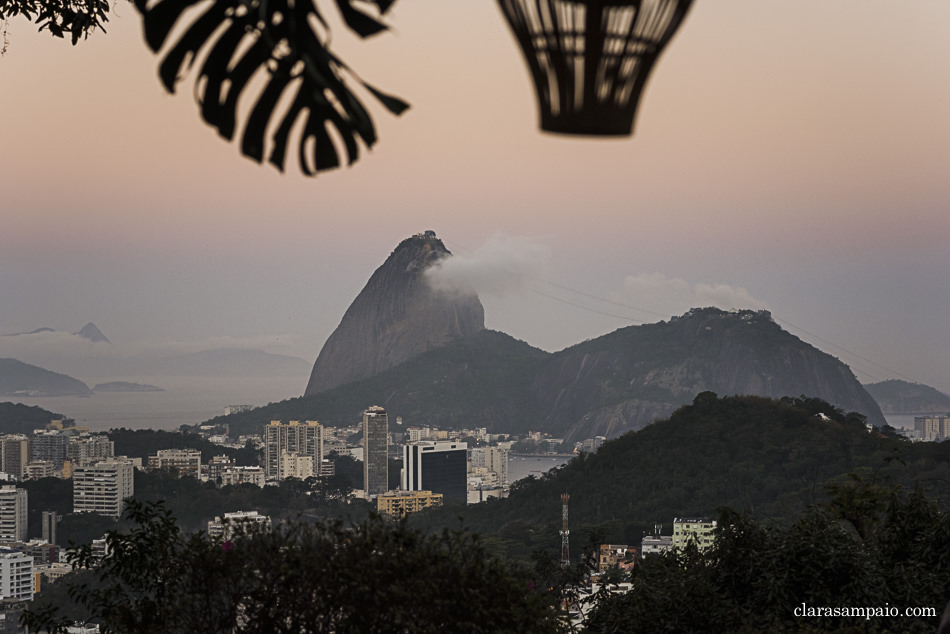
<box><xmin>584</xmin><ymin>479</ymin><xmax>950</xmax><ymax>633</ymax></box>
<box><xmin>0</xmin><ymin>401</ymin><xmax>68</xmax><ymax>434</ymax></box>
<box><xmin>25</xmin><ymin>500</ymin><xmax>567</xmax><ymax>633</ymax></box>
<box><xmin>412</xmin><ymin>393</ymin><xmax>950</xmax><ymax>562</ymax></box>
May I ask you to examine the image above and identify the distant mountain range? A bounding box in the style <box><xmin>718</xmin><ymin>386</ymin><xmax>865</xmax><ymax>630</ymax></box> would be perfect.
<box><xmin>4</xmin><ymin>322</ymin><xmax>109</xmax><ymax>343</ymax></box>
<box><xmin>215</xmin><ymin>307</ymin><xmax>889</xmax><ymax>440</ymax></box>
<box><xmin>92</xmin><ymin>381</ymin><xmax>165</xmax><ymax>393</ymax></box>
<box><xmin>207</xmin><ymin>233</ymin><xmax>870</xmax><ymax>441</ymax></box>
<box><xmin>1</xmin><ymin>322</ymin><xmax>310</xmax><ymax>380</ymax></box>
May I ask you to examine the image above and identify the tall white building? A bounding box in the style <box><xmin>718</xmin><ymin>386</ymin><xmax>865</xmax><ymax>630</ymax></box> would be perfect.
<box><xmin>73</xmin><ymin>458</ymin><xmax>135</xmax><ymax>518</ymax></box>
<box><xmin>0</xmin><ymin>548</ymin><xmax>33</xmax><ymax>601</ymax></box>
<box><xmin>470</xmin><ymin>446</ymin><xmax>509</xmax><ymax>487</ymax></box>
<box><xmin>0</xmin><ymin>486</ymin><xmax>27</xmax><ymax>543</ymax></box>
<box><xmin>264</xmin><ymin>421</ymin><xmax>323</xmax><ymax>480</ymax></box>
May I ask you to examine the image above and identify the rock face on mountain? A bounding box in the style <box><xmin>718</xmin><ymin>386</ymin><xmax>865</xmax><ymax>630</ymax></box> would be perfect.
<box><xmin>233</xmin><ymin>307</ymin><xmax>885</xmax><ymax>442</ymax></box>
<box><xmin>75</xmin><ymin>322</ymin><xmax>111</xmax><ymax>344</ymax></box>
<box><xmin>304</xmin><ymin>232</ymin><xmax>485</xmax><ymax>395</ymax></box>
<box><xmin>530</xmin><ymin>307</ymin><xmax>887</xmax><ymax>439</ymax></box>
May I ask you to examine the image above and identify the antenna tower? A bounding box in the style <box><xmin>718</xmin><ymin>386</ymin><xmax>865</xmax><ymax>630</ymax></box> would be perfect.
<box><xmin>560</xmin><ymin>493</ymin><xmax>570</xmax><ymax>568</ymax></box>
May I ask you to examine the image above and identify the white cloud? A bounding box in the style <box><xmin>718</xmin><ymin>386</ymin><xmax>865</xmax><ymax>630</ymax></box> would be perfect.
<box><xmin>694</xmin><ymin>283</ymin><xmax>769</xmax><ymax>311</ymax></box>
<box><xmin>426</xmin><ymin>234</ymin><xmax>551</xmax><ymax>297</ymax></box>
<box><xmin>620</xmin><ymin>273</ymin><xmax>769</xmax><ymax>317</ymax></box>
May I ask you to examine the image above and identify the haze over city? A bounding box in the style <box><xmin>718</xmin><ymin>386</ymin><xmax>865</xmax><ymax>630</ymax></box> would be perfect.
<box><xmin>1</xmin><ymin>1</ymin><xmax>948</xmax><ymax>395</ymax></box>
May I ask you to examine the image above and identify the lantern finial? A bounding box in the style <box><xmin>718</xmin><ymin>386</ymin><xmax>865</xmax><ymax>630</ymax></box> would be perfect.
<box><xmin>498</xmin><ymin>0</ymin><xmax>693</xmax><ymax>136</ymax></box>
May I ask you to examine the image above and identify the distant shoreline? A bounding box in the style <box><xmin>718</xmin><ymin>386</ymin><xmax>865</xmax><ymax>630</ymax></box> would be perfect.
<box><xmin>93</xmin><ymin>381</ymin><xmax>165</xmax><ymax>393</ymax></box>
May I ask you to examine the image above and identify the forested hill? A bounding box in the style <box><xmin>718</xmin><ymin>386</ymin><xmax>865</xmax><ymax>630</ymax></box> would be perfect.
<box><xmin>865</xmin><ymin>379</ymin><xmax>950</xmax><ymax>414</ymax></box>
<box><xmin>0</xmin><ymin>358</ymin><xmax>92</xmax><ymax>397</ymax></box>
<box><xmin>0</xmin><ymin>402</ymin><xmax>68</xmax><ymax>434</ymax></box>
<box><xmin>411</xmin><ymin>393</ymin><xmax>950</xmax><ymax>561</ymax></box>
<box><xmin>202</xmin><ymin>329</ymin><xmax>550</xmax><ymax>435</ymax></box>
<box><xmin>210</xmin><ymin>309</ymin><xmax>883</xmax><ymax>441</ymax></box>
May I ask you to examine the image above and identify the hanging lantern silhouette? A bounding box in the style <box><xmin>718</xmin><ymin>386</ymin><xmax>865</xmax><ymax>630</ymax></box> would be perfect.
<box><xmin>497</xmin><ymin>0</ymin><xmax>694</xmax><ymax>136</ymax></box>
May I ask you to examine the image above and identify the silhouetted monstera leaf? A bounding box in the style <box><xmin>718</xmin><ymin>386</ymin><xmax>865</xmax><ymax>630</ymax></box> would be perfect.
<box><xmin>133</xmin><ymin>0</ymin><xmax>407</xmax><ymax>175</ymax></box>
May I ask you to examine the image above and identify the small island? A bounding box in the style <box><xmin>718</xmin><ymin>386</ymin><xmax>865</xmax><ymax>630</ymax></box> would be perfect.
<box><xmin>93</xmin><ymin>381</ymin><xmax>165</xmax><ymax>393</ymax></box>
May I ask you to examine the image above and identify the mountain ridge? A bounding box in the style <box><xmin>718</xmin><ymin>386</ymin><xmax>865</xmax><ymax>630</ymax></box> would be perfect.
<box><xmin>214</xmin><ymin>308</ymin><xmax>886</xmax><ymax>440</ymax></box>
<box><xmin>409</xmin><ymin>393</ymin><xmax>950</xmax><ymax>560</ymax></box>
<box><xmin>75</xmin><ymin>322</ymin><xmax>111</xmax><ymax>343</ymax></box>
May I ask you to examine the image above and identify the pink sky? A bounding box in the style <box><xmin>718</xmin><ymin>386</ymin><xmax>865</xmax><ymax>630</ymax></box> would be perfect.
<box><xmin>1</xmin><ymin>1</ymin><xmax>948</xmax><ymax>394</ymax></box>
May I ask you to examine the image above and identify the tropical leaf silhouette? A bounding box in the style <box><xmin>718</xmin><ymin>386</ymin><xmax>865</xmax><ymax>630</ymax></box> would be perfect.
<box><xmin>133</xmin><ymin>0</ymin><xmax>408</xmax><ymax>175</ymax></box>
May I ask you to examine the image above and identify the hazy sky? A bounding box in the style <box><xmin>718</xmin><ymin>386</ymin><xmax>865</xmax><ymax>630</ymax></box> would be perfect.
<box><xmin>1</xmin><ymin>1</ymin><xmax>948</xmax><ymax>395</ymax></box>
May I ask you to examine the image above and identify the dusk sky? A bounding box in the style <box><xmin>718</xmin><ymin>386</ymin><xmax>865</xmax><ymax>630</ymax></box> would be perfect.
<box><xmin>1</xmin><ymin>1</ymin><xmax>948</xmax><ymax>395</ymax></box>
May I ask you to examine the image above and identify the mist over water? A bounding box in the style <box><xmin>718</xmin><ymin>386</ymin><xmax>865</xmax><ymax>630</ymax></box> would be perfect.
<box><xmin>7</xmin><ymin>375</ymin><xmax>306</xmax><ymax>432</ymax></box>
<box><xmin>6</xmin><ymin>373</ymin><xmax>917</xmax><ymax>444</ymax></box>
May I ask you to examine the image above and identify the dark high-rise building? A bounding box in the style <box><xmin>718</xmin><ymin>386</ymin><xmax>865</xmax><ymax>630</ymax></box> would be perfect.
<box><xmin>41</xmin><ymin>510</ymin><xmax>57</xmax><ymax>546</ymax></box>
<box><xmin>362</xmin><ymin>407</ymin><xmax>389</xmax><ymax>497</ymax></box>
<box><xmin>402</xmin><ymin>441</ymin><xmax>467</xmax><ymax>502</ymax></box>
<box><xmin>0</xmin><ymin>435</ymin><xmax>30</xmax><ymax>480</ymax></box>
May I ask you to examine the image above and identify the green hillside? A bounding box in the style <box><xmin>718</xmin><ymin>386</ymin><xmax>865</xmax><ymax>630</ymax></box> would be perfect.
<box><xmin>0</xmin><ymin>357</ymin><xmax>92</xmax><ymax>397</ymax></box>
<box><xmin>865</xmin><ymin>379</ymin><xmax>950</xmax><ymax>414</ymax></box>
<box><xmin>202</xmin><ymin>329</ymin><xmax>549</xmax><ymax>437</ymax></box>
<box><xmin>0</xmin><ymin>401</ymin><xmax>68</xmax><ymax>434</ymax></box>
<box><xmin>412</xmin><ymin>393</ymin><xmax>950</xmax><ymax>561</ymax></box>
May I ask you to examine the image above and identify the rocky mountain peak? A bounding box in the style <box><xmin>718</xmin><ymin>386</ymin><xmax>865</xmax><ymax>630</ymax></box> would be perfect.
<box><xmin>75</xmin><ymin>322</ymin><xmax>111</xmax><ymax>343</ymax></box>
<box><xmin>304</xmin><ymin>231</ymin><xmax>485</xmax><ymax>395</ymax></box>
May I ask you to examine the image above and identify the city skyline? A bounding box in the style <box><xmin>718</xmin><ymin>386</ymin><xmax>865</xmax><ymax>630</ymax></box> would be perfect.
<box><xmin>1</xmin><ymin>1</ymin><xmax>947</xmax><ymax>395</ymax></box>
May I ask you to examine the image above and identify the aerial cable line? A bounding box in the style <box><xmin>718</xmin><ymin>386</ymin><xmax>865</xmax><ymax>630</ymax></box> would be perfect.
<box><xmin>528</xmin><ymin>287</ymin><xmax>649</xmax><ymax>324</ymax></box>
<box><xmin>770</xmin><ymin>316</ymin><xmax>917</xmax><ymax>385</ymax></box>
<box><xmin>441</xmin><ymin>236</ymin><xmax>667</xmax><ymax>321</ymax></box>
<box><xmin>536</xmin><ymin>279</ymin><xmax>670</xmax><ymax>321</ymax></box>
<box><xmin>441</xmin><ymin>236</ymin><xmax>921</xmax><ymax>386</ymax></box>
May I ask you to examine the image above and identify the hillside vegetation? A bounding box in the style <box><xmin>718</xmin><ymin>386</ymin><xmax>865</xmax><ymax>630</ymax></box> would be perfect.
<box><xmin>0</xmin><ymin>401</ymin><xmax>68</xmax><ymax>434</ymax></box>
<box><xmin>210</xmin><ymin>309</ymin><xmax>885</xmax><ymax>442</ymax></box>
<box><xmin>0</xmin><ymin>358</ymin><xmax>91</xmax><ymax>397</ymax></box>
<box><xmin>204</xmin><ymin>329</ymin><xmax>548</xmax><ymax>436</ymax></box>
<box><xmin>412</xmin><ymin>393</ymin><xmax>950</xmax><ymax>561</ymax></box>
<box><xmin>865</xmin><ymin>379</ymin><xmax>950</xmax><ymax>414</ymax></box>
